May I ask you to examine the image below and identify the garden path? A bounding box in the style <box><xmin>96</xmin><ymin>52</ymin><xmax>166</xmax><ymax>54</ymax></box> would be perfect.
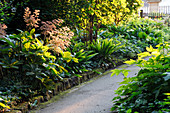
<box><xmin>36</xmin><ymin>64</ymin><xmax>141</xmax><ymax>113</ymax></box>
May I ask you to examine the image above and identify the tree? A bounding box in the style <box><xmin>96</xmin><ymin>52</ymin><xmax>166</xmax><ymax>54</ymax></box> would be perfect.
<box><xmin>76</xmin><ymin>0</ymin><xmax>143</xmax><ymax>42</ymax></box>
<box><xmin>4</xmin><ymin>0</ymin><xmax>143</xmax><ymax>41</ymax></box>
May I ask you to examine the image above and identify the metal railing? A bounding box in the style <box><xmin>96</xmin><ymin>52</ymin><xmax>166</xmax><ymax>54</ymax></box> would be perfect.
<box><xmin>140</xmin><ymin>6</ymin><xmax>170</xmax><ymax>17</ymax></box>
<box><xmin>139</xmin><ymin>6</ymin><xmax>170</xmax><ymax>26</ymax></box>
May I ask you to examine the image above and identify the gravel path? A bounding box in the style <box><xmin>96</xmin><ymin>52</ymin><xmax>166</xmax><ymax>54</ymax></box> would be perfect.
<box><xmin>36</xmin><ymin>64</ymin><xmax>141</xmax><ymax>113</ymax></box>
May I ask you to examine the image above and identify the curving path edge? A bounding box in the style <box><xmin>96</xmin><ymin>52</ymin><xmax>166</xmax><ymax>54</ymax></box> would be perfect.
<box><xmin>35</xmin><ymin>64</ymin><xmax>141</xmax><ymax>113</ymax></box>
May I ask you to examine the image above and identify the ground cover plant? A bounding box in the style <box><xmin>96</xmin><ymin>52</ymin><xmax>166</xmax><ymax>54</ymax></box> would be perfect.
<box><xmin>1</xmin><ymin>0</ymin><xmax>170</xmax><ymax>112</ymax></box>
<box><xmin>111</xmin><ymin>42</ymin><xmax>170</xmax><ymax>112</ymax></box>
<box><xmin>102</xmin><ymin>18</ymin><xmax>167</xmax><ymax>51</ymax></box>
<box><xmin>97</xmin><ymin>17</ymin><xmax>169</xmax><ymax>62</ymax></box>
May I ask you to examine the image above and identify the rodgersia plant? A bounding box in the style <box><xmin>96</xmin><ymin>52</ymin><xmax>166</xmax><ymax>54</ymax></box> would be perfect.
<box><xmin>0</xmin><ymin>23</ymin><xmax>7</xmax><ymax>38</ymax></box>
<box><xmin>23</xmin><ymin>7</ymin><xmax>40</xmax><ymax>30</ymax></box>
<box><xmin>23</xmin><ymin>7</ymin><xmax>74</xmax><ymax>54</ymax></box>
<box><xmin>40</xmin><ymin>19</ymin><xmax>74</xmax><ymax>53</ymax></box>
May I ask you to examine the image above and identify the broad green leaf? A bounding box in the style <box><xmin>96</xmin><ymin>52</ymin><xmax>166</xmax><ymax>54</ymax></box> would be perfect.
<box><xmin>122</xmin><ymin>69</ymin><xmax>130</xmax><ymax>77</ymax></box>
<box><xmin>111</xmin><ymin>69</ymin><xmax>122</xmax><ymax>77</ymax></box>
<box><xmin>127</xmin><ymin>109</ymin><xmax>132</xmax><ymax>113</ymax></box>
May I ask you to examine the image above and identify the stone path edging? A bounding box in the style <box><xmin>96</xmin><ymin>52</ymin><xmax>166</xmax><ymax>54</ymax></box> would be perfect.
<box><xmin>33</xmin><ymin>64</ymin><xmax>141</xmax><ymax>113</ymax></box>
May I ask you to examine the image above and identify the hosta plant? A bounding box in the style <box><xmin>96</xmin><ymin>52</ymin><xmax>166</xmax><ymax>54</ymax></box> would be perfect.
<box><xmin>58</xmin><ymin>48</ymin><xmax>97</xmax><ymax>77</ymax></box>
<box><xmin>0</xmin><ymin>28</ymin><xmax>76</xmax><ymax>110</ymax></box>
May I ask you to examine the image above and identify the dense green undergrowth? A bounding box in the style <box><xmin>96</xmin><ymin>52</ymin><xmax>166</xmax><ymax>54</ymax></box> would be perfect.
<box><xmin>0</xmin><ymin>6</ymin><xmax>170</xmax><ymax>111</ymax></box>
<box><xmin>111</xmin><ymin>43</ymin><xmax>170</xmax><ymax>112</ymax></box>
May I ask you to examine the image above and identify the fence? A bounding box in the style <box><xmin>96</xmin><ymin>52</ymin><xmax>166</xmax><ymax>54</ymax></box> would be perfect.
<box><xmin>140</xmin><ymin>6</ymin><xmax>170</xmax><ymax>18</ymax></box>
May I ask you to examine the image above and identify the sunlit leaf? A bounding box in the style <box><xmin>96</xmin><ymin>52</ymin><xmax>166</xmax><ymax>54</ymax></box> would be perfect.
<box><xmin>72</xmin><ymin>57</ymin><xmax>79</xmax><ymax>63</ymax></box>
<box><xmin>124</xmin><ymin>59</ymin><xmax>136</xmax><ymax>65</ymax></box>
<box><xmin>111</xmin><ymin>69</ymin><xmax>122</xmax><ymax>77</ymax></box>
<box><xmin>122</xmin><ymin>69</ymin><xmax>130</xmax><ymax>77</ymax></box>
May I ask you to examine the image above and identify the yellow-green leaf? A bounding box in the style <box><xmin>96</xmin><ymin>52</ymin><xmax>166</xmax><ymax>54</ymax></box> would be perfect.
<box><xmin>51</xmin><ymin>68</ymin><xmax>59</xmax><ymax>75</ymax></box>
<box><xmin>124</xmin><ymin>59</ymin><xmax>136</xmax><ymax>65</ymax></box>
<box><xmin>111</xmin><ymin>69</ymin><xmax>122</xmax><ymax>77</ymax></box>
<box><xmin>164</xmin><ymin>93</ymin><xmax>170</xmax><ymax>96</ymax></box>
<box><xmin>137</xmin><ymin>52</ymin><xmax>151</xmax><ymax>58</ymax></box>
<box><xmin>0</xmin><ymin>102</ymin><xmax>6</xmax><ymax>108</ymax></box>
<box><xmin>30</xmin><ymin>28</ymin><xmax>35</xmax><ymax>35</ymax></box>
<box><xmin>152</xmin><ymin>51</ymin><xmax>160</xmax><ymax>57</ymax></box>
<box><xmin>146</xmin><ymin>45</ymin><xmax>154</xmax><ymax>52</ymax></box>
<box><xmin>0</xmin><ymin>102</ymin><xmax>10</xmax><ymax>109</ymax></box>
<box><xmin>72</xmin><ymin>57</ymin><xmax>79</xmax><ymax>63</ymax></box>
<box><xmin>122</xmin><ymin>69</ymin><xmax>130</xmax><ymax>77</ymax></box>
<box><xmin>59</xmin><ymin>66</ymin><xmax>68</xmax><ymax>73</ymax></box>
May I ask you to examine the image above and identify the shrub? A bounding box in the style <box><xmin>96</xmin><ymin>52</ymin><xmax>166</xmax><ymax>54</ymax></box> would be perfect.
<box><xmin>111</xmin><ymin>42</ymin><xmax>170</xmax><ymax>112</ymax></box>
<box><xmin>107</xmin><ymin>18</ymin><xmax>166</xmax><ymax>52</ymax></box>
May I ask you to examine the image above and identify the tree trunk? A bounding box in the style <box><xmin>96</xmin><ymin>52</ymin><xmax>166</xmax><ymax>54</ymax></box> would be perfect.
<box><xmin>89</xmin><ymin>14</ymin><xmax>94</xmax><ymax>43</ymax></box>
